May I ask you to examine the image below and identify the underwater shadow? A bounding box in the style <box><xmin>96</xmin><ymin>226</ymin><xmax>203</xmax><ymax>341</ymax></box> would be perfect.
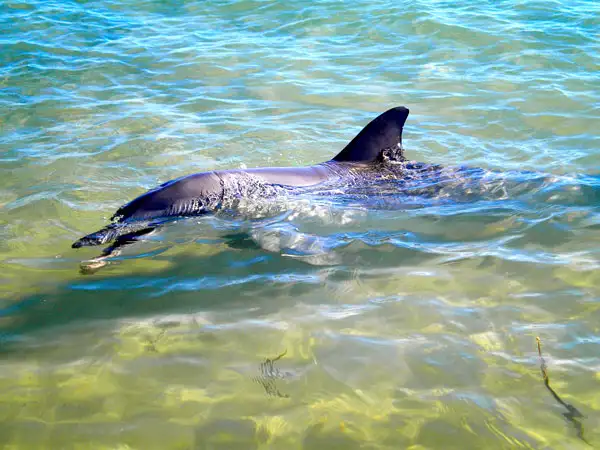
<box><xmin>0</xmin><ymin>237</ymin><xmax>327</xmax><ymax>352</ymax></box>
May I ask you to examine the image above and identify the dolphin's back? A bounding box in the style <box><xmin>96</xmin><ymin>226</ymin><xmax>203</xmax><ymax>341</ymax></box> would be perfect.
<box><xmin>113</xmin><ymin>171</ymin><xmax>224</xmax><ymax>222</ymax></box>
<box><xmin>242</xmin><ymin>165</ymin><xmax>335</xmax><ymax>187</ymax></box>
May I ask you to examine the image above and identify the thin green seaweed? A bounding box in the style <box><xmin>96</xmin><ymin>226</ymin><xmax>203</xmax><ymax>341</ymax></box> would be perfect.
<box><xmin>536</xmin><ymin>336</ymin><xmax>588</xmax><ymax>445</ymax></box>
<box><xmin>255</xmin><ymin>350</ymin><xmax>290</xmax><ymax>398</ymax></box>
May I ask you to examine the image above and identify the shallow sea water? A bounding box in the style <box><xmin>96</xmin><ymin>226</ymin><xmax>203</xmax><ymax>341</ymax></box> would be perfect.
<box><xmin>1</xmin><ymin>0</ymin><xmax>600</xmax><ymax>448</ymax></box>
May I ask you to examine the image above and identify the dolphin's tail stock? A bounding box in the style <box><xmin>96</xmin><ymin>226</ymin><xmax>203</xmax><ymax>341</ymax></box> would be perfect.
<box><xmin>72</xmin><ymin>223</ymin><xmax>122</xmax><ymax>248</ymax></box>
<box><xmin>72</xmin><ymin>218</ymin><xmax>163</xmax><ymax>248</ymax></box>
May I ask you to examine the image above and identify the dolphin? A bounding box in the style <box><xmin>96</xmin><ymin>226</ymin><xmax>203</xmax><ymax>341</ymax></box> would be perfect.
<box><xmin>72</xmin><ymin>106</ymin><xmax>443</xmax><ymax>268</ymax></box>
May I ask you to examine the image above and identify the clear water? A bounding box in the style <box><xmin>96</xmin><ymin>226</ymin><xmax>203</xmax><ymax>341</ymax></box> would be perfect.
<box><xmin>1</xmin><ymin>0</ymin><xmax>599</xmax><ymax>448</ymax></box>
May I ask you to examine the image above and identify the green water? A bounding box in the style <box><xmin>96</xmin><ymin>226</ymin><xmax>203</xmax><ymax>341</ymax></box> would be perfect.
<box><xmin>1</xmin><ymin>0</ymin><xmax>599</xmax><ymax>448</ymax></box>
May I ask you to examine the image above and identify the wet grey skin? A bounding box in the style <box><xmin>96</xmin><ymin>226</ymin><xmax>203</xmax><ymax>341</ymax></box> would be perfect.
<box><xmin>72</xmin><ymin>106</ymin><xmax>434</xmax><ymax>270</ymax></box>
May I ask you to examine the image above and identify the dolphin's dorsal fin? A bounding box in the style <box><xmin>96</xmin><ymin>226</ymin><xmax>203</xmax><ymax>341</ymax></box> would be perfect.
<box><xmin>332</xmin><ymin>106</ymin><xmax>409</xmax><ymax>163</ymax></box>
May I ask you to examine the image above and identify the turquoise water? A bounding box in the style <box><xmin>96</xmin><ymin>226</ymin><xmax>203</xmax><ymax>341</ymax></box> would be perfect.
<box><xmin>1</xmin><ymin>0</ymin><xmax>600</xmax><ymax>448</ymax></box>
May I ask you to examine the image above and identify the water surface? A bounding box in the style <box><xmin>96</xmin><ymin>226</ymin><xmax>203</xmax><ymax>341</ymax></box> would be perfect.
<box><xmin>1</xmin><ymin>0</ymin><xmax>599</xmax><ymax>448</ymax></box>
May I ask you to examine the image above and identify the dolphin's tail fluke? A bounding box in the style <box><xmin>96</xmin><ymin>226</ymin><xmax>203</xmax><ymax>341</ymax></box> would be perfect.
<box><xmin>75</xmin><ymin>224</ymin><xmax>159</xmax><ymax>274</ymax></box>
<box><xmin>72</xmin><ymin>223</ymin><xmax>122</xmax><ymax>248</ymax></box>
